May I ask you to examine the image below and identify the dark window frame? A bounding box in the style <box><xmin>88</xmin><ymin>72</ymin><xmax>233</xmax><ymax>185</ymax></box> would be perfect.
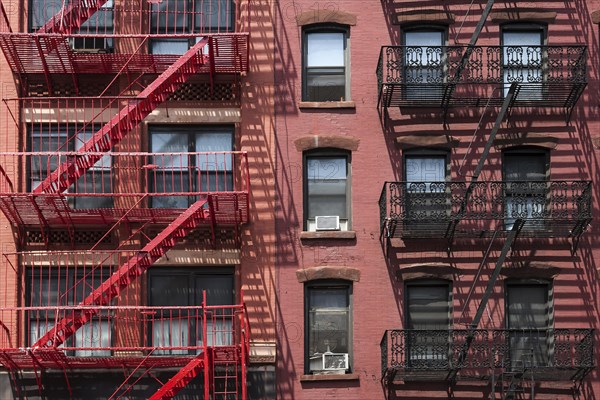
<box><xmin>27</xmin><ymin>125</ymin><xmax>114</xmax><ymax>209</ymax></box>
<box><xmin>500</xmin><ymin>22</ymin><xmax>548</xmax><ymax>98</ymax></box>
<box><xmin>302</xmin><ymin>24</ymin><xmax>350</xmax><ymax>102</ymax></box>
<box><xmin>147</xmin><ymin>267</ymin><xmax>235</xmax><ymax>355</ymax></box>
<box><xmin>29</xmin><ymin>0</ymin><xmax>115</xmax><ymax>51</ymax></box>
<box><xmin>302</xmin><ymin>148</ymin><xmax>351</xmax><ymax>231</ymax></box>
<box><xmin>400</xmin><ymin>25</ymin><xmax>448</xmax><ymax>102</ymax></box>
<box><xmin>504</xmin><ymin>279</ymin><xmax>554</xmax><ymax>368</ymax></box>
<box><xmin>304</xmin><ymin>280</ymin><xmax>353</xmax><ymax>375</ymax></box>
<box><xmin>404</xmin><ymin>279</ymin><xmax>452</xmax><ymax>369</ymax></box>
<box><xmin>148</xmin><ymin>124</ymin><xmax>235</xmax><ymax>208</ymax></box>
<box><xmin>26</xmin><ymin>267</ymin><xmax>114</xmax><ymax>356</ymax></box>
<box><xmin>502</xmin><ymin>147</ymin><xmax>550</xmax><ymax>229</ymax></box>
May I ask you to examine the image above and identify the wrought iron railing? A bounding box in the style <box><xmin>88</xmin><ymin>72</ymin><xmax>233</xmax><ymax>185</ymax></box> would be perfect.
<box><xmin>381</xmin><ymin>329</ymin><xmax>594</xmax><ymax>382</ymax></box>
<box><xmin>377</xmin><ymin>45</ymin><xmax>587</xmax><ymax>109</ymax></box>
<box><xmin>379</xmin><ymin>181</ymin><xmax>592</xmax><ymax>239</ymax></box>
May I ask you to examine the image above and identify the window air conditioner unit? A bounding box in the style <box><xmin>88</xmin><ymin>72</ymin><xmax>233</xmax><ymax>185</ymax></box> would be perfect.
<box><xmin>322</xmin><ymin>352</ymin><xmax>349</xmax><ymax>371</ymax></box>
<box><xmin>315</xmin><ymin>216</ymin><xmax>340</xmax><ymax>231</ymax></box>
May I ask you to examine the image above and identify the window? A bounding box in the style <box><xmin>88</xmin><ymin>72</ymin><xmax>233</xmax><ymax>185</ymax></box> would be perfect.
<box><xmin>302</xmin><ymin>26</ymin><xmax>349</xmax><ymax>102</ymax></box>
<box><xmin>304</xmin><ymin>150</ymin><xmax>350</xmax><ymax>231</ymax></box>
<box><xmin>403</xmin><ymin>28</ymin><xmax>445</xmax><ymax>101</ymax></box>
<box><xmin>305</xmin><ymin>282</ymin><xmax>351</xmax><ymax>374</ymax></box>
<box><xmin>30</xmin><ymin>0</ymin><xmax>114</xmax><ymax>51</ymax></box>
<box><xmin>405</xmin><ymin>280</ymin><xmax>451</xmax><ymax>368</ymax></box>
<box><xmin>503</xmin><ymin>148</ymin><xmax>549</xmax><ymax>230</ymax></box>
<box><xmin>506</xmin><ymin>281</ymin><xmax>553</xmax><ymax>369</ymax></box>
<box><xmin>148</xmin><ymin>268</ymin><xmax>234</xmax><ymax>355</ymax></box>
<box><xmin>502</xmin><ymin>24</ymin><xmax>545</xmax><ymax>99</ymax></box>
<box><xmin>404</xmin><ymin>150</ymin><xmax>450</xmax><ymax>230</ymax></box>
<box><xmin>149</xmin><ymin>0</ymin><xmax>234</xmax><ymax>54</ymax></box>
<box><xmin>27</xmin><ymin>268</ymin><xmax>113</xmax><ymax>356</ymax></box>
<box><xmin>149</xmin><ymin>125</ymin><xmax>234</xmax><ymax>208</ymax></box>
<box><xmin>29</xmin><ymin>126</ymin><xmax>113</xmax><ymax>209</ymax></box>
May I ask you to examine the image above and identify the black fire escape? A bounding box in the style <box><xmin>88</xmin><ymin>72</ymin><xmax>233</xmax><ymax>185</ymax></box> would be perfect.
<box><xmin>378</xmin><ymin>1</ymin><xmax>594</xmax><ymax>398</ymax></box>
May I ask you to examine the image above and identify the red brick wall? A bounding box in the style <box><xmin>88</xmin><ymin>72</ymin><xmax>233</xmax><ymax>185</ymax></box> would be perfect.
<box><xmin>275</xmin><ymin>1</ymin><xmax>600</xmax><ymax>398</ymax></box>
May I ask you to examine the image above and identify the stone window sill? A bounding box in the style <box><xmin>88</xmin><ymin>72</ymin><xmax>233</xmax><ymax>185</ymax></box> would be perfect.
<box><xmin>299</xmin><ymin>373</ymin><xmax>360</xmax><ymax>382</ymax></box>
<box><xmin>300</xmin><ymin>231</ymin><xmax>356</xmax><ymax>240</ymax></box>
<box><xmin>298</xmin><ymin>101</ymin><xmax>356</xmax><ymax>109</ymax></box>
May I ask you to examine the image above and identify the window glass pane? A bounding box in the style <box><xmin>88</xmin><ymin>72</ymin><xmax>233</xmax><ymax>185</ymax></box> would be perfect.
<box><xmin>150</xmin><ymin>39</ymin><xmax>190</xmax><ymax>55</ymax></box>
<box><xmin>308</xmin><ymin>287</ymin><xmax>349</xmax><ymax>359</ymax></box>
<box><xmin>149</xmin><ymin>275</ymin><xmax>190</xmax><ymax>306</ymax></box>
<box><xmin>406</xmin><ymin>157</ymin><xmax>446</xmax><ymax>183</ymax></box>
<box><xmin>150</xmin><ymin>0</ymin><xmax>188</xmax><ymax>32</ymax></box>
<box><xmin>194</xmin><ymin>0</ymin><xmax>233</xmax><ymax>31</ymax></box>
<box><xmin>195</xmin><ymin>131</ymin><xmax>233</xmax><ymax>171</ymax></box>
<box><xmin>30</xmin><ymin>0</ymin><xmax>62</xmax><ymax>30</ymax></box>
<box><xmin>194</xmin><ymin>275</ymin><xmax>234</xmax><ymax>306</ymax></box>
<box><xmin>405</xmin><ymin>31</ymin><xmax>443</xmax><ymax>47</ymax></box>
<box><xmin>307</xmin><ymin>33</ymin><xmax>344</xmax><ymax>67</ymax></box>
<box><xmin>80</xmin><ymin>0</ymin><xmax>114</xmax><ymax>30</ymax></box>
<box><xmin>307</xmin><ymin>157</ymin><xmax>347</xmax><ymax>218</ymax></box>
<box><xmin>406</xmin><ymin>285</ymin><xmax>450</xmax><ymax>329</ymax></box>
<box><xmin>507</xmin><ymin>285</ymin><xmax>549</xmax><ymax>329</ymax></box>
<box><xmin>152</xmin><ymin>132</ymin><xmax>188</xmax><ymax>168</ymax></box>
<box><xmin>74</xmin><ymin>321</ymin><xmax>111</xmax><ymax>356</ymax></box>
<box><xmin>507</xmin><ymin>284</ymin><xmax>550</xmax><ymax>367</ymax></box>
<box><xmin>306</xmin><ymin>69</ymin><xmax>345</xmax><ymax>102</ymax></box>
<box><xmin>504</xmin><ymin>153</ymin><xmax>546</xmax><ymax>181</ymax></box>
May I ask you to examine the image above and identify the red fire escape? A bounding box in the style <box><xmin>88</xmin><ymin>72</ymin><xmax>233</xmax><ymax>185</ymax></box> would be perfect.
<box><xmin>0</xmin><ymin>0</ymin><xmax>251</xmax><ymax>398</ymax></box>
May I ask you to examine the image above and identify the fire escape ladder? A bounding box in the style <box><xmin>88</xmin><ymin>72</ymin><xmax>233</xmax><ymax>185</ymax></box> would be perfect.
<box><xmin>33</xmin><ymin>37</ymin><xmax>210</xmax><ymax>195</ymax></box>
<box><xmin>447</xmin><ymin>218</ymin><xmax>524</xmax><ymax>382</ymax></box>
<box><xmin>442</xmin><ymin>0</ymin><xmax>495</xmax><ymax>120</ymax></box>
<box><xmin>31</xmin><ymin>198</ymin><xmax>208</xmax><ymax>349</ymax></box>
<box><xmin>446</xmin><ymin>83</ymin><xmax>518</xmax><ymax>251</ymax></box>
<box><xmin>37</xmin><ymin>0</ymin><xmax>111</xmax><ymax>35</ymax></box>
<box><xmin>147</xmin><ymin>350</ymin><xmax>211</xmax><ymax>400</ymax></box>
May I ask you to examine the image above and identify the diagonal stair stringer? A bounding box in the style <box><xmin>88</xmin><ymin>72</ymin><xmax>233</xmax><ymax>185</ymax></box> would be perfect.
<box><xmin>32</xmin><ymin>198</ymin><xmax>209</xmax><ymax>349</ymax></box>
<box><xmin>34</xmin><ymin>36</ymin><xmax>211</xmax><ymax>195</ymax></box>
<box><xmin>148</xmin><ymin>351</ymin><xmax>210</xmax><ymax>400</ymax></box>
<box><xmin>37</xmin><ymin>0</ymin><xmax>111</xmax><ymax>35</ymax></box>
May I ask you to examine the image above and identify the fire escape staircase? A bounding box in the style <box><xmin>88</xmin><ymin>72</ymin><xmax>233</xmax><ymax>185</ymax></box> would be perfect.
<box><xmin>33</xmin><ymin>36</ymin><xmax>211</xmax><ymax>195</ymax></box>
<box><xmin>148</xmin><ymin>352</ymin><xmax>210</xmax><ymax>400</ymax></box>
<box><xmin>37</xmin><ymin>0</ymin><xmax>111</xmax><ymax>34</ymax></box>
<box><xmin>32</xmin><ymin>197</ymin><xmax>208</xmax><ymax>349</ymax></box>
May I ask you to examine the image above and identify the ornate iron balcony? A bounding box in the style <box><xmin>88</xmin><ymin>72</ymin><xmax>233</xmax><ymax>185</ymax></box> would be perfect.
<box><xmin>381</xmin><ymin>329</ymin><xmax>594</xmax><ymax>383</ymax></box>
<box><xmin>377</xmin><ymin>45</ymin><xmax>587</xmax><ymax>111</ymax></box>
<box><xmin>379</xmin><ymin>181</ymin><xmax>592</xmax><ymax>241</ymax></box>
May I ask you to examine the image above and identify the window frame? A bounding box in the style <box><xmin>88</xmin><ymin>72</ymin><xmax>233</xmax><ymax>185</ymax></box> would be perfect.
<box><xmin>302</xmin><ymin>148</ymin><xmax>351</xmax><ymax>231</ymax></box>
<box><xmin>26</xmin><ymin>267</ymin><xmax>114</xmax><ymax>357</ymax></box>
<box><xmin>147</xmin><ymin>267</ymin><xmax>235</xmax><ymax>355</ymax></box>
<box><xmin>401</xmin><ymin>26</ymin><xmax>447</xmax><ymax>102</ymax></box>
<box><xmin>148</xmin><ymin>0</ymin><xmax>235</xmax><ymax>53</ymax></box>
<box><xmin>148</xmin><ymin>124</ymin><xmax>235</xmax><ymax>208</ymax></box>
<box><xmin>504</xmin><ymin>279</ymin><xmax>554</xmax><ymax>368</ymax></box>
<box><xmin>29</xmin><ymin>0</ymin><xmax>115</xmax><ymax>51</ymax></box>
<box><xmin>304</xmin><ymin>280</ymin><xmax>353</xmax><ymax>375</ymax></box>
<box><xmin>502</xmin><ymin>147</ymin><xmax>550</xmax><ymax>230</ymax></box>
<box><xmin>27</xmin><ymin>125</ymin><xmax>114</xmax><ymax>209</ymax></box>
<box><xmin>302</xmin><ymin>24</ymin><xmax>350</xmax><ymax>102</ymax></box>
<box><xmin>404</xmin><ymin>279</ymin><xmax>452</xmax><ymax>369</ymax></box>
<box><xmin>500</xmin><ymin>22</ymin><xmax>548</xmax><ymax>98</ymax></box>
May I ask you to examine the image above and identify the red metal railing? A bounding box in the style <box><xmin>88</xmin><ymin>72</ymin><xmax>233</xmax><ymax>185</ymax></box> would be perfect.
<box><xmin>0</xmin><ymin>151</ymin><xmax>250</xmax><ymax>227</ymax></box>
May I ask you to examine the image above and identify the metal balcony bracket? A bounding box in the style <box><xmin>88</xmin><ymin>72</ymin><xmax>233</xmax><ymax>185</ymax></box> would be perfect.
<box><xmin>570</xmin><ymin>221</ymin><xmax>590</xmax><ymax>256</ymax></box>
<box><xmin>445</xmin><ymin>219</ymin><xmax>460</xmax><ymax>254</ymax></box>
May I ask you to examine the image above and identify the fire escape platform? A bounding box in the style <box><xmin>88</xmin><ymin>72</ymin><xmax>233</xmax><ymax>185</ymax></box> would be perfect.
<box><xmin>379</xmin><ymin>181</ymin><xmax>592</xmax><ymax>241</ymax></box>
<box><xmin>0</xmin><ymin>33</ymin><xmax>249</xmax><ymax>76</ymax></box>
<box><xmin>376</xmin><ymin>45</ymin><xmax>587</xmax><ymax>112</ymax></box>
<box><xmin>380</xmin><ymin>329</ymin><xmax>595</xmax><ymax>384</ymax></box>
<box><xmin>0</xmin><ymin>192</ymin><xmax>249</xmax><ymax>228</ymax></box>
<box><xmin>0</xmin><ymin>346</ymin><xmax>239</xmax><ymax>371</ymax></box>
